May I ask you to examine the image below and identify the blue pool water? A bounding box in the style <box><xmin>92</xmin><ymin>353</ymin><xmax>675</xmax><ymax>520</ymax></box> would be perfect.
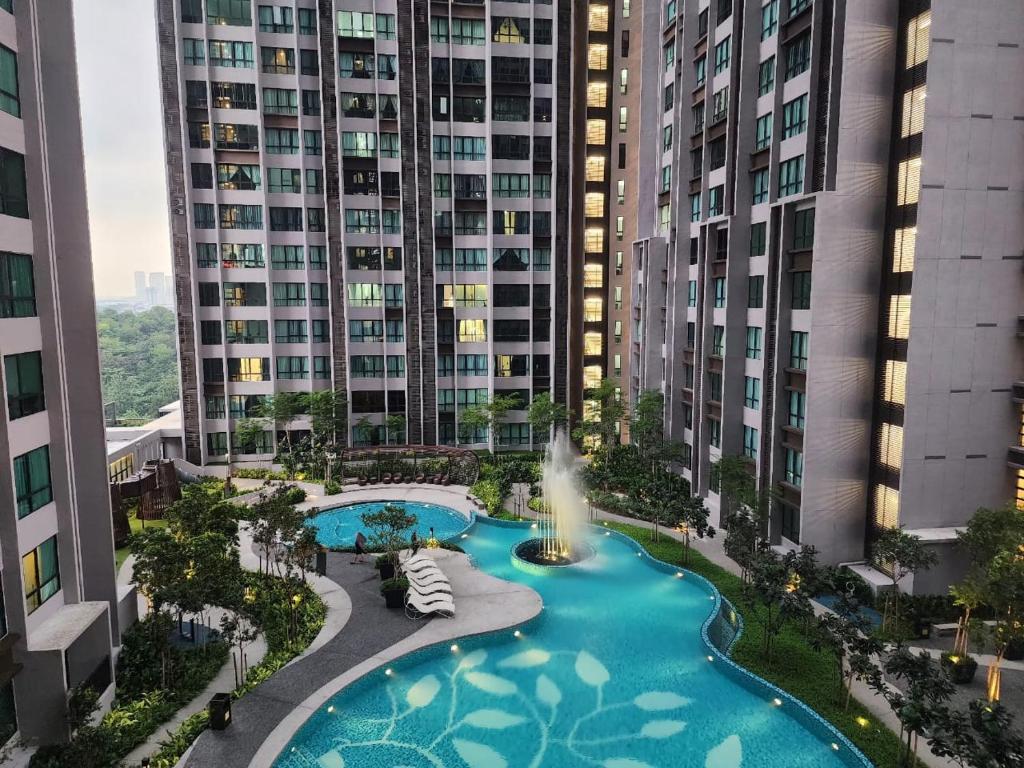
<box><xmin>276</xmin><ymin>520</ymin><xmax>866</xmax><ymax>768</ymax></box>
<box><xmin>309</xmin><ymin>501</ymin><xmax>472</xmax><ymax>549</ymax></box>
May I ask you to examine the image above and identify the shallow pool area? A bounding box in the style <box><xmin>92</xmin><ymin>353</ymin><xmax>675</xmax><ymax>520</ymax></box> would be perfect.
<box><xmin>276</xmin><ymin>519</ymin><xmax>869</xmax><ymax>768</ymax></box>
<box><xmin>308</xmin><ymin>501</ymin><xmax>472</xmax><ymax>549</ymax></box>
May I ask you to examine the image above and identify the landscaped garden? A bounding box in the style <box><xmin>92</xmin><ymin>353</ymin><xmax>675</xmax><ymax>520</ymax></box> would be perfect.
<box><xmin>32</xmin><ymin>483</ymin><xmax>325</xmax><ymax>768</ymax></box>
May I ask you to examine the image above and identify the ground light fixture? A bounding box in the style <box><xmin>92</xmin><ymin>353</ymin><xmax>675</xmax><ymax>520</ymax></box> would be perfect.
<box><xmin>855</xmin><ymin>716</ymin><xmax>870</xmax><ymax>728</ymax></box>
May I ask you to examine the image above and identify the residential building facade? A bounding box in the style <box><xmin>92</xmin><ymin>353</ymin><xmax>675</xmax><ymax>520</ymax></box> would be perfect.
<box><xmin>630</xmin><ymin>0</ymin><xmax>1023</xmax><ymax>591</ymax></box>
<box><xmin>159</xmin><ymin>0</ymin><xmax>573</xmax><ymax>464</ymax></box>
<box><xmin>0</xmin><ymin>0</ymin><xmax>120</xmax><ymax>744</ymax></box>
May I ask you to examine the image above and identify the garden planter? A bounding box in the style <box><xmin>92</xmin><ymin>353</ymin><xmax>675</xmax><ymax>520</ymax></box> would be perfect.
<box><xmin>1004</xmin><ymin>638</ymin><xmax>1024</xmax><ymax>661</ymax></box>
<box><xmin>941</xmin><ymin>653</ymin><xmax>978</xmax><ymax>684</ymax></box>
<box><xmin>377</xmin><ymin>562</ymin><xmax>396</xmax><ymax>581</ymax></box>
<box><xmin>382</xmin><ymin>588</ymin><xmax>406</xmax><ymax>609</ymax></box>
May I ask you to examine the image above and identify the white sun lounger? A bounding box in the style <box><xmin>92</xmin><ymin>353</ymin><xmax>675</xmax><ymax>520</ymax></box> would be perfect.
<box><xmin>407</xmin><ymin>575</ymin><xmax>452</xmax><ymax>595</ymax></box>
<box><xmin>405</xmin><ymin>590</ymin><xmax>455</xmax><ymax>619</ymax></box>
<box><xmin>403</xmin><ymin>557</ymin><xmax>438</xmax><ymax>573</ymax></box>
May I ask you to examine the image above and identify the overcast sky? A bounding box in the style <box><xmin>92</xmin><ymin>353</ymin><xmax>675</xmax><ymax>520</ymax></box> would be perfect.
<box><xmin>74</xmin><ymin>0</ymin><xmax>171</xmax><ymax>299</ymax></box>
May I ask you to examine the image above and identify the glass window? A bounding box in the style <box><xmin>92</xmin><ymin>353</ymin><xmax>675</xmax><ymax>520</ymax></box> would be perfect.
<box><xmin>761</xmin><ymin>0</ymin><xmax>778</xmax><ymax>39</ymax></box>
<box><xmin>0</xmin><ymin>251</ymin><xmax>35</xmax><ymax>317</ymax></box>
<box><xmin>791</xmin><ymin>271</ymin><xmax>811</xmax><ymax>309</ymax></box>
<box><xmin>0</xmin><ymin>45</ymin><xmax>19</xmax><ymax>118</ymax></box>
<box><xmin>743</xmin><ymin>426</ymin><xmax>759</xmax><ymax>459</ymax></box>
<box><xmin>744</xmin><ymin>376</ymin><xmax>760</xmax><ymax>409</ymax></box>
<box><xmin>758</xmin><ymin>57</ymin><xmax>775</xmax><ymax>96</ymax></box>
<box><xmin>0</xmin><ymin>147</ymin><xmax>28</xmax><ymax>218</ymax></box>
<box><xmin>745</xmin><ymin>326</ymin><xmax>762</xmax><ymax>359</ymax></box>
<box><xmin>14</xmin><ymin>445</ymin><xmax>51</xmax><ymax>518</ymax></box>
<box><xmin>788</xmin><ymin>390</ymin><xmax>806</xmax><ymax>429</ymax></box>
<box><xmin>748</xmin><ymin>275</ymin><xmax>764</xmax><ymax>308</ymax></box>
<box><xmin>785</xmin><ymin>448</ymin><xmax>803</xmax><ymax>487</ymax></box>
<box><xmin>782</xmin><ymin>94</ymin><xmax>808</xmax><ymax>138</ymax></box>
<box><xmin>5</xmin><ymin>351</ymin><xmax>44</xmax><ymax>420</ymax></box>
<box><xmin>789</xmin><ymin>209</ymin><xmax>815</xmax><ymax>250</ymax></box>
<box><xmin>713</xmin><ymin>37</ymin><xmax>730</xmax><ymax>74</ymax></box>
<box><xmin>906</xmin><ymin>11</ymin><xmax>931</xmax><ymax>69</ymax></box>
<box><xmin>750</xmin><ymin>222</ymin><xmax>767</xmax><ymax>256</ymax></box>
<box><xmin>207</xmin><ymin>0</ymin><xmax>252</xmax><ymax>26</ymax></box>
<box><xmin>784</xmin><ymin>32</ymin><xmax>811</xmax><ymax>80</ymax></box>
<box><xmin>23</xmin><ymin>536</ymin><xmax>60</xmax><ymax>614</ymax></box>
<box><xmin>752</xmin><ymin>168</ymin><xmax>769</xmax><ymax>204</ymax></box>
<box><xmin>897</xmin><ymin>157</ymin><xmax>921</xmax><ymax>206</ymax></box>
<box><xmin>790</xmin><ymin>330</ymin><xmax>808</xmax><ymax>369</ymax></box>
<box><xmin>778</xmin><ymin>155</ymin><xmax>804</xmax><ymax>197</ymax></box>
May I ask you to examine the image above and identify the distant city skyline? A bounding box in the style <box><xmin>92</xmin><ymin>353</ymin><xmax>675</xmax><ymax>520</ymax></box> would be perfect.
<box><xmin>74</xmin><ymin>0</ymin><xmax>171</xmax><ymax>299</ymax></box>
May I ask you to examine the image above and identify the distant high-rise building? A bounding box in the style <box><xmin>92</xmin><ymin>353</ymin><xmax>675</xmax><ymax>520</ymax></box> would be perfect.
<box><xmin>628</xmin><ymin>0</ymin><xmax>1023</xmax><ymax>592</ymax></box>
<box><xmin>134</xmin><ymin>269</ymin><xmax>148</xmax><ymax>303</ymax></box>
<box><xmin>158</xmin><ymin>0</ymin><xmax>573</xmax><ymax>464</ymax></box>
<box><xmin>0</xmin><ymin>0</ymin><xmax>119</xmax><ymax>744</ymax></box>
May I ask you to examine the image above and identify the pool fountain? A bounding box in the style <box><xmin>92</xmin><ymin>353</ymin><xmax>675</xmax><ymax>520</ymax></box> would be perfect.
<box><xmin>514</xmin><ymin>429</ymin><xmax>593</xmax><ymax>567</ymax></box>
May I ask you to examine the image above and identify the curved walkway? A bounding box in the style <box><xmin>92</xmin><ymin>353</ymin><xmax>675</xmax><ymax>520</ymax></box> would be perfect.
<box><xmin>183</xmin><ymin>516</ymin><xmax>540</xmax><ymax>768</ymax></box>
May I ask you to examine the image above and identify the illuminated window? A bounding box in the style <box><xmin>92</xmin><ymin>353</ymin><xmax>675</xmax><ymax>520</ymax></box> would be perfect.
<box><xmin>893</xmin><ymin>227</ymin><xmax>916</xmax><ymax>273</ymax></box>
<box><xmin>887</xmin><ymin>294</ymin><xmax>911</xmax><ymax>339</ymax></box>
<box><xmin>583</xmin><ymin>263</ymin><xmax>604</xmax><ymax>288</ymax></box>
<box><xmin>882</xmin><ymin>359</ymin><xmax>907</xmax><ymax>406</ymax></box>
<box><xmin>587</xmin><ymin>81</ymin><xmax>608</xmax><ymax>107</ymax></box>
<box><xmin>874</xmin><ymin>484</ymin><xmax>900</xmax><ymax>529</ymax></box>
<box><xmin>901</xmin><ymin>85</ymin><xmax>927</xmax><ymax>138</ymax></box>
<box><xmin>458</xmin><ymin>319</ymin><xmax>487</xmax><ymax>342</ymax></box>
<box><xmin>586</xmin><ymin>119</ymin><xmax>607</xmax><ymax>144</ymax></box>
<box><xmin>896</xmin><ymin>157</ymin><xmax>921</xmax><ymax>206</ymax></box>
<box><xmin>585</xmin><ymin>192</ymin><xmax>604</xmax><ymax>217</ymax></box>
<box><xmin>905</xmin><ymin>11</ymin><xmax>931</xmax><ymax>69</ymax></box>
<box><xmin>1015</xmin><ymin>468</ymin><xmax>1023</xmax><ymax>510</ymax></box>
<box><xmin>583</xmin><ymin>365</ymin><xmax>603</xmax><ymax>389</ymax></box>
<box><xmin>493</xmin><ymin>16</ymin><xmax>527</xmax><ymax>44</ymax></box>
<box><xmin>588</xmin><ymin>43</ymin><xmax>608</xmax><ymax>70</ymax></box>
<box><xmin>584</xmin><ymin>332</ymin><xmax>603</xmax><ymax>356</ymax></box>
<box><xmin>588</xmin><ymin>5</ymin><xmax>609</xmax><ymax>31</ymax></box>
<box><xmin>584</xmin><ymin>227</ymin><xmax>605</xmax><ymax>252</ymax></box>
<box><xmin>584</xmin><ymin>297</ymin><xmax>604</xmax><ymax>322</ymax></box>
<box><xmin>620</xmin><ymin>68</ymin><xmax>628</xmax><ymax>94</ymax></box>
<box><xmin>879</xmin><ymin>422</ymin><xmax>903</xmax><ymax>470</ymax></box>
<box><xmin>586</xmin><ymin>155</ymin><xmax>606</xmax><ymax>181</ymax></box>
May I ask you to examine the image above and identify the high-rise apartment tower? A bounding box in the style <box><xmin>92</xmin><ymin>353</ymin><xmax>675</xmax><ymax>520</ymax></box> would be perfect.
<box><xmin>629</xmin><ymin>0</ymin><xmax>1023</xmax><ymax>592</ymax></box>
<box><xmin>0</xmin><ymin>0</ymin><xmax>120</xmax><ymax>744</ymax></box>
<box><xmin>159</xmin><ymin>0</ymin><xmax>574</xmax><ymax>464</ymax></box>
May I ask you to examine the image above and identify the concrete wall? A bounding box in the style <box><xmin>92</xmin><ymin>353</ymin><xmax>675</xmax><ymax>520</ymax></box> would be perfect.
<box><xmin>898</xmin><ymin>0</ymin><xmax>1024</xmax><ymax>529</ymax></box>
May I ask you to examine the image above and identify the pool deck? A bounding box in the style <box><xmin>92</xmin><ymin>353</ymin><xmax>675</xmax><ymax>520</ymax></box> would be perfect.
<box><xmin>181</xmin><ymin>494</ymin><xmax>541</xmax><ymax>768</ymax></box>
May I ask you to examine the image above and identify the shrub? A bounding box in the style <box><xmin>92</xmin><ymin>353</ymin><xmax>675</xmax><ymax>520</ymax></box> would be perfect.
<box><xmin>470</xmin><ymin>479</ymin><xmax>505</xmax><ymax>515</ymax></box>
<box><xmin>380</xmin><ymin>576</ymin><xmax>409</xmax><ymax>594</ymax></box>
<box><xmin>283</xmin><ymin>485</ymin><xmax>307</xmax><ymax>505</ymax></box>
<box><xmin>323</xmin><ymin>480</ymin><xmax>342</xmax><ymax>495</ymax></box>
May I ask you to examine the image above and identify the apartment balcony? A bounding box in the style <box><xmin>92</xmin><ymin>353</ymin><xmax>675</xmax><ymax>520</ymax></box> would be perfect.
<box><xmin>1012</xmin><ymin>381</ymin><xmax>1024</xmax><ymax>403</ymax></box>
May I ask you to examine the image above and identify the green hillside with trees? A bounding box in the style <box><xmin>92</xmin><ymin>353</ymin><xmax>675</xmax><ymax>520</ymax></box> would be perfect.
<box><xmin>97</xmin><ymin>306</ymin><xmax>179</xmax><ymax>422</ymax></box>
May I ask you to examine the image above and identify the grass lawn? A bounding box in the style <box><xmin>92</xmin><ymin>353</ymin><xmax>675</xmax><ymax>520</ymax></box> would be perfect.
<box><xmin>115</xmin><ymin>514</ymin><xmax>168</xmax><ymax>572</ymax></box>
<box><xmin>604</xmin><ymin>521</ymin><xmax>903</xmax><ymax>768</ymax></box>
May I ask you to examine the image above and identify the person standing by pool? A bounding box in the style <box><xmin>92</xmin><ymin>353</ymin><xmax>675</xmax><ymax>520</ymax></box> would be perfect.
<box><xmin>410</xmin><ymin>531</ymin><xmax>420</xmax><ymax>555</ymax></box>
<box><xmin>352</xmin><ymin>531</ymin><xmax>367</xmax><ymax>564</ymax></box>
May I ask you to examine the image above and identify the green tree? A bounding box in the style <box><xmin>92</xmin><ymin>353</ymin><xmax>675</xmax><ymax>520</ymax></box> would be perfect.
<box><xmin>630</xmin><ymin>389</ymin><xmax>664</xmax><ymax>461</ymax></box>
<box><xmin>678</xmin><ymin>495</ymin><xmax>715</xmax><ymax>565</ymax></box>
<box><xmin>249</xmin><ymin>485</ymin><xmax>309</xmax><ymax>576</ymax></box>
<box><xmin>573</xmin><ymin>378</ymin><xmax>624</xmax><ymax>459</ymax></box>
<box><xmin>308</xmin><ymin>388</ymin><xmax>348</xmax><ymax>448</ymax></box>
<box><xmin>458</xmin><ymin>405</ymin><xmax>490</xmax><ymax>447</ymax></box>
<box><xmin>742</xmin><ymin>546</ymin><xmax>819</xmax><ymax>663</ymax></box>
<box><xmin>384</xmin><ymin>413</ymin><xmax>407</xmax><ymax>446</ymax></box>
<box><xmin>869</xmin><ymin>645</ymin><xmax>955</xmax><ymax>767</ymax></box>
<box><xmin>258</xmin><ymin>392</ymin><xmax>306</xmax><ymax>459</ymax></box>
<box><xmin>163</xmin><ymin>484</ymin><xmax>239</xmax><ymax>544</ymax></box>
<box><xmin>984</xmin><ymin>546</ymin><xmax>1024</xmax><ymax>702</ymax></box>
<box><xmin>874</xmin><ymin>527</ymin><xmax>937</xmax><ymax>635</ymax></box>
<box><xmin>96</xmin><ymin>306</ymin><xmax>178</xmax><ymax>422</ymax></box>
<box><xmin>361</xmin><ymin>503</ymin><xmax>418</xmax><ymax>564</ymax></box>
<box><xmin>234</xmin><ymin>417</ymin><xmax>269</xmax><ymax>465</ymax></box>
<box><xmin>527</xmin><ymin>392</ymin><xmax>570</xmax><ymax>444</ymax></box>
<box><xmin>930</xmin><ymin>700</ymin><xmax>1024</xmax><ymax>768</ymax></box>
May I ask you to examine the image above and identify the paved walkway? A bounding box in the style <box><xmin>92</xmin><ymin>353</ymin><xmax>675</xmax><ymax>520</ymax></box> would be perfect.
<box><xmin>182</xmin><ymin>517</ymin><xmax>540</xmax><ymax>767</ymax></box>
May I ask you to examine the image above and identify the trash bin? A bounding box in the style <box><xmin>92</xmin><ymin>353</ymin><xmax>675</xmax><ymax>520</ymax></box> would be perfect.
<box><xmin>315</xmin><ymin>549</ymin><xmax>328</xmax><ymax>576</ymax></box>
<box><xmin>209</xmin><ymin>692</ymin><xmax>232</xmax><ymax>730</ymax></box>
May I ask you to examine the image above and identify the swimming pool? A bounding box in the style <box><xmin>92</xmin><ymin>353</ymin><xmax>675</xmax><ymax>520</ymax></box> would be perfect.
<box><xmin>308</xmin><ymin>501</ymin><xmax>472</xmax><ymax>549</ymax></box>
<box><xmin>276</xmin><ymin>520</ymin><xmax>870</xmax><ymax>768</ymax></box>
